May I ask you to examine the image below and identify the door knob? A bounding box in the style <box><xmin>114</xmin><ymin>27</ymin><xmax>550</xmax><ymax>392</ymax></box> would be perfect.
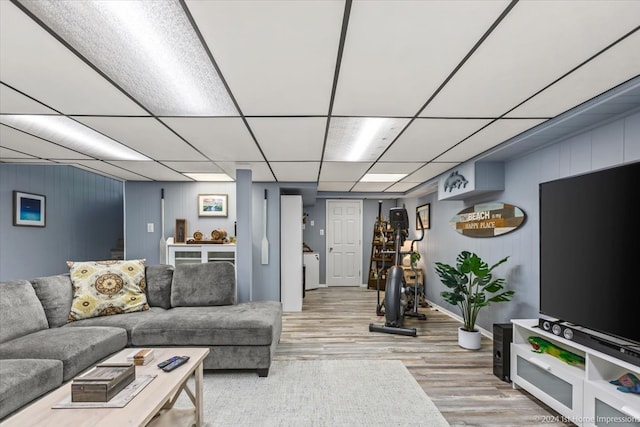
<box><xmin>329</xmin><ymin>247</ymin><xmax>333</xmax><ymax>252</ymax></box>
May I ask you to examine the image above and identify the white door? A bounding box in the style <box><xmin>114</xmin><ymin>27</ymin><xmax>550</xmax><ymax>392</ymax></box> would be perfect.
<box><xmin>326</xmin><ymin>200</ymin><xmax>362</xmax><ymax>286</ymax></box>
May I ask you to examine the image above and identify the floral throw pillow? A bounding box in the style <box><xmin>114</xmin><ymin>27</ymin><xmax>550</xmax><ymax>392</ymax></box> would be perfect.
<box><xmin>67</xmin><ymin>259</ymin><xmax>149</xmax><ymax>322</ymax></box>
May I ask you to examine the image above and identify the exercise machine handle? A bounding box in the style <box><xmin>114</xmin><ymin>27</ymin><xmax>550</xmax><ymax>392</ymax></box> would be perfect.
<box><xmin>410</xmin><ymin>211</ymin><xmax>425</xmax><ymax>253</ymax></box>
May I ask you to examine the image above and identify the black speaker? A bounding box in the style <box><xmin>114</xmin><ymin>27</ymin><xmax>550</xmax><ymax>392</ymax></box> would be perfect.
<box><xmin>493</xmin><ymin>323</ymin><xmax>513</xmax><ymax>382</ymax></box>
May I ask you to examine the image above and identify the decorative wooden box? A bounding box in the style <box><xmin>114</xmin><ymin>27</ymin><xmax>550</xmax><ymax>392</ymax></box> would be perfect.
<box><xmin>71</xmin><ymin>363</ymin><xmax>135</xmax><ymax>402</ymax></box>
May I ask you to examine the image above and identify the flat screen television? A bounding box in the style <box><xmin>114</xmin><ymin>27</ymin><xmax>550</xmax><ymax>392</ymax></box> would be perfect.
<box><xmin>539</xmin><ymin>162</ymin><xmax>640</xmax><ymax>345</ymax></box>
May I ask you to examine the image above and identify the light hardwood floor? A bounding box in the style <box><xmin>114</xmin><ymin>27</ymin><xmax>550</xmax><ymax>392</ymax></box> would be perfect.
<box><xmin>274</xmin><ymin>286</ymin><xmax>573</xmax><ymax>427</ymax></box>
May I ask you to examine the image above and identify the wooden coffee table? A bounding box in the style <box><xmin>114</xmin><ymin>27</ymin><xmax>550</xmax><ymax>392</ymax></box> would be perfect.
<box><xmin>1</xmin><ymin>347</ymin><xmax>209</xmax><ymax>427</ymax></box>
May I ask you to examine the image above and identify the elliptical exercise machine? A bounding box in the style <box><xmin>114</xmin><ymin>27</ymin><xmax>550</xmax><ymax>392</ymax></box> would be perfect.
<box><xmin>369</xmin><ymin>207</ymin><xmax>425</xmax><ymax>337</ymax></box>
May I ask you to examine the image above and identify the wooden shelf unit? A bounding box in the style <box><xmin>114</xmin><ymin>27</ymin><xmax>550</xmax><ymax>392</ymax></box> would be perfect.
<box><xmin>367</xmin><ymin>220</ymin><xmax>397</xmax><ymax>291</ymax></box>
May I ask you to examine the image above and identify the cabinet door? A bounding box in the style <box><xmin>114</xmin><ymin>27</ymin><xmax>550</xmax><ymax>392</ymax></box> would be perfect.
<box><xmin>512</xmin><ymin>345</ymin><xmax>584</xmax><ymax>422</ymax></box>
<box><xmin>169</xmin><ymin>249</ymin><xmax>202</xmax><ymax>266</ymax></box>
<box><xmin>583</xmin><ymin>382</ymin><xmax>640</xmax><ymax>427</ymax></box>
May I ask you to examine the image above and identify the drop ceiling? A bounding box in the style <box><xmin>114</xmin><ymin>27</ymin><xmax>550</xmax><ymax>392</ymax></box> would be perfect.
<box><xmin>1</xmin><ymin>0</ymin><xmax>639</xmax><ymax>195</ymax></box>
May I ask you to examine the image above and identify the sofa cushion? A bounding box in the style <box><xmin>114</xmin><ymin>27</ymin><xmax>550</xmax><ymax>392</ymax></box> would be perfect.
<box><xmin>171</xmin><ymin>262</ymin><xmax>236</xmax><ymax>307</ymax></box>
<box><xmin>145</xmin><ymin>265</ymin><xmax>173</xmax><ymax>309</ymax></box>
<box><xmin>30</xmin><ymin>274</ymin><xmax>74</xmax><ymax>328</ymax></box>
<box><xmin>0</xmin><ymin>280</ymin><xmax>49</xmax><ymax>344</ymax></box>
<box><xmin>0</xmin><ymin>359</ymin><xmax>63</xmax><ymax>420</ymax></box>
<box><xmin>132</xmin><ymin>301</ymin><xmax>281</xmax><ymax>347</ymax></box>
<box><xmin>67</xmin><ymin>259</ymin><xmax>149</xmax><ymax>321</ymax></box>
<box><xmin>0</xmin><ymin>326</ymin><xmax>127</xmax><ymax>381</ymax></box>
<box><xmin>63</xmin><ymin>307</ymin><xmax>166</xmax><ymax>345</ymax></box>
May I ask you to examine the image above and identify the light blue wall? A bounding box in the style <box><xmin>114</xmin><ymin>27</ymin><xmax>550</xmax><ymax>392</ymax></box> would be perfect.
<box><xmin>124</xmin><ymin>180</ymin><xmax>282</xmax><ymax>303</ymax></box>
<box><xmin>251</xmin><ymin>183</ymin><xmax>281</xmax><ymax>301</ymax></box>
<box><xmin>124</xmin><ymin>181</ymin><xmax>237</xmax><ymax>263</ymax></box>
<box><xmin>411</xmin><ymin>111</ymin><xmax>640</xmax><ymax>332</ymax></box>
<box><xmin>236</xmin><ymin>169</ymin><xmax>253</xmax><ymax>303</ymax></box>
<box><xmin>0</xmin><ymin>164</ymin><xmax>124</xmax><ymax>281</ymax></box>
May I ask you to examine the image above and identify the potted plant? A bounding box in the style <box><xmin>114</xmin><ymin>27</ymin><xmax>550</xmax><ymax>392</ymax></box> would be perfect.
<box><xmin>434</xmin><ymin>251</ymin><xmax>514</xmax><ymax>350</ymax></box>
<box><xmin>410</xmin><ymin>251</ymin><xmax>421</xmax><ymax>267</ymax></box>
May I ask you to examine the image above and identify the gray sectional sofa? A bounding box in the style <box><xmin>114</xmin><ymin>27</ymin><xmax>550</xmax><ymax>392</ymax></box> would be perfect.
<box><xmin>0</xmin><ymin>261</ymin><xmax>282</xmax><ymax>420</ymax></box>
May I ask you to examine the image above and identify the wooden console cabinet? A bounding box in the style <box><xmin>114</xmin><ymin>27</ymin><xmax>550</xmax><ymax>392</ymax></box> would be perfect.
<box><xmin>511</xmin><ymin>319</ymin><xmax>640</xmax><ymax>427</ymax></box>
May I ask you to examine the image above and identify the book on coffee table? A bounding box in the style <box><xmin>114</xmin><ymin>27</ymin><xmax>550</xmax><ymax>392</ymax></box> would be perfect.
<box><xmin>71</xmin><ymin>363</ymin><xmax>135</xmax><ymax>402</ymax></box>
<box><xmin>126</xmin><ymin>349</ymin><xmax>155</xmax><ymax>366</ymax></box>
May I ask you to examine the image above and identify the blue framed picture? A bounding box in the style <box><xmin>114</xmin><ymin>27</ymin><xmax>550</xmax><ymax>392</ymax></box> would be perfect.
<box><xmin>13</xmin><ymin>191</ymin><xmax>46</xmax><ymax>227</ymax></box>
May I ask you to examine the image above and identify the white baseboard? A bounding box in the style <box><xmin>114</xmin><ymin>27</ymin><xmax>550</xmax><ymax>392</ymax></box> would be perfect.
<box><xmin>425</xmin><ymin>299</ymin><xmax>494</xmax><ymax>340</ymax></box>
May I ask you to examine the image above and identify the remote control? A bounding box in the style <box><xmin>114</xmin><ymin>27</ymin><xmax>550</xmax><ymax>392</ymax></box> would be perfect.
<box><xmin>162</xmin><ymin>356</ymin><xmax>190</xmax><ymax>372</ymax></box>
<box><xmin>157</xmin><ymin>356</ymin><xmax>180</xmax><ymax>368</ymax></box>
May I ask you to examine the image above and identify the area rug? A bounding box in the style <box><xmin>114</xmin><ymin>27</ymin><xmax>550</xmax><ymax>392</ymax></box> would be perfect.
<box><xmin>175</xmin><ymin>359</ymin><xmax>450</xmax><ymax>427</ymax></box>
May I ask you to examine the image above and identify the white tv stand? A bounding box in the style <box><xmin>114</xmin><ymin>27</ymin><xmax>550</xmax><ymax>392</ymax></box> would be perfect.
<box><xmin>511</xmin><ymin>319</ymin><xmax>640</xmax><ymax>427</ymax></box>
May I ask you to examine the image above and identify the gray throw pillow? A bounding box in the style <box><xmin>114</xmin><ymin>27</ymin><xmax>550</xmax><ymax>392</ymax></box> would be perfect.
<box><xmin>0</xmin><ymin>280</ymin><xmax>49</xmax><ymax>343</ymax></box>
<box><xmin>171</xmin><ymin>262</ymin><xmax>236</xmax><ymax>307</ymax></box>
<box><xmin>30</xmin><ymin>274</ymin><xmax>74</xmax><ymax>328</ymax></box>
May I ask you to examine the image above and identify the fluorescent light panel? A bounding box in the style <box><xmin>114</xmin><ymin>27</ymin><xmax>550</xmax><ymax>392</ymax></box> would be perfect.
<box><xmin>184</xmin><ymin>173</ymin><xmax>233</xmax><ymax>182</ymax></box>
<box><xmin>324</xmin><ymin>117</ymin><xmax>409</xmax><ymax>162</ymax></box>
<box><xmin>360</xmin><ymin>173</ymin><xmax>407</xmax><ymax>182</ymax></box>
<box><xmin>18</xmin><ymin>0</ymin><xmax>237</xmax><ymax>116</ymax></box>
<box><xmin>0</xmin><ymin>115</ymin><xmax>149</xmax><ymax>160</ymax></box>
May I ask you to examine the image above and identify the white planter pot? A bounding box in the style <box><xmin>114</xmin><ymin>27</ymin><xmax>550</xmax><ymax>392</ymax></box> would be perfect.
<box><xmin>458</xmin><ymin>327</ymin><xmax>481</xmax><ymax>350</ymax></box>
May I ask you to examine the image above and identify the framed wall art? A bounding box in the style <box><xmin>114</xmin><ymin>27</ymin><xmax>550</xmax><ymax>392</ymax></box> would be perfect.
<box><xmin>198</xmin><ymin>194</ymin><xmax>228</xmax><ymax>217</ymax></box>
<box><xmin>13</xmin><ymin>191</ymin><xmax>46</xmax><ymax>227</ymax></box>
<box><xmin>416</xmin><ymin>203</ymin><xmax>430</xmax><ymax>230</ymax></box>
<box><xmin>175</xmin><ymin>219</ymin><xmax>187</xmax><ymax>243</ymax></box>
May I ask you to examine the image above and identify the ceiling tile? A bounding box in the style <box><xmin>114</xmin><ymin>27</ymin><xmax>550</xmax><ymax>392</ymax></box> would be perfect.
<box><xmin>0</xmin><ymin>1</ymin><xmax>148</xmax><ymax>116</ymax></box>
<box><xmin>506</xmin><ymin>32</ymin><xmax>640</xmax><ymax>118</ymax></box>
<box><xmin>19</xmin><ymin>1</ymin><xmax>237</xmax><ymax>117</ymax></box>
<box><xmin>333</xmin><ymin>0</ymin><xmax>509</xmax><ymax>116</ymax></box>
<box><xmin>160</xmin><ymin>118</ymin><xmax>263</xmax><ymax>162</ymax></box>
<box><xmin>422</xmin><ymin>1</ymin><xmax>640</xmax><ymax>117</ymax></box>
<box><xmin>0</xmin><ymin>124</ymin><xmax>93</xmax><ymax>160</ymax></box>
<box><xmin>73</xmin><ymin>117</ymin><xmax>207</xmax><ymax>161</ymax></box>
<box><xmin>2</xmin><ymin>158</ymin><xmax>55</xmax><ymax>164</ymax></box>
<box><xmin>380</xmin><ymin>119</ymin><xmax>491</xmax><ymax>162</ymax></box>
<box><xmin>435</xmin><ymin>119</ymin><xmax>545</xmax><ymax>162</ymax></box>
<box><xmin>107</xmin><ymin>161</ymin><xmax>190</xmax><ymax>181</ymax></box>
<box><xmin>385</xmin><ymin>181</ymin><xmax>418</xmax><ymax>193</ymax></box>
<box><xmin>351</xmin><ymin>181</ymin><xmax>394</xmax><ymax>192</ymax></box>
<box><xmin>186</xmin><ymin>0</ymin><xmax>343</xmax><ymax>116</ymax></box>
<box><xmin>319</xmin><ymin>161</ymin><xmax>371</xmax><ymax>182</ymax></box>
<box><xmin>0</xmin><ymin>84</ymin><xmax>58</xmax><ymax>115</ymax></box>
<box><xmin>270</xmin><ymin>162</ymin><xmax>320</xmax><ymax>182</ymax></box>
<box><xmin>216</xmin><ymin>161</ymin><xmax>275</xmax><ymax>182</ymax></box>
<box><xmin>160</xmin><ymin>161</ymin><xmax>224</xmax><ymax>174</ymax></box>
<box><xmin>324</xmin><ymin>117</ymin><xmax>409</xmax><ymax>161</ymax></box>
<box><xmin>247</xmin><ymin>117</ymin><xmax>326</xmax><ymax>161</ymax></box>
<box><xmin>317</xmin><ymin>181</ymin><xmax>356</xmax><ymax>192</ymax></box>
<box><xmin>0</xmin><ymin>147</ymin><xmax>38</xmax><ymax>159</ymax></box>
<box><xmin>402</xmin><ymin>162</ymin><xmax>460</xmax><ymax>183</ymax></box>
<box><xmin>367</xmin><ymin>162</ymin><xmax>423</xmax><ymax>174</ymax></box>
<box><xmin>69</xmin><ymin>161</ymin><xmax>145</xmax><ymax>181</ymax></box>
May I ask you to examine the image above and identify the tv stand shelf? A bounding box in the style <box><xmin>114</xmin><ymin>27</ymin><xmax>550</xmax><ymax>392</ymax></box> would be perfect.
<box><xmin>511</xmin><ymin>319</ymin><xmax>640</xmax><ymax>427</ymax></box>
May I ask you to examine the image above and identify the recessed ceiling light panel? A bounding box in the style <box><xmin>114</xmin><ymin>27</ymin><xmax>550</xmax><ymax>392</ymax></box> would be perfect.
<box><xmin>184</xmin><ymin>172</ymin><xmax>233</xmax><ymax>182</ymax></box>
<box><xmin>324</xmin><ymin>117</ymin><xmax>409</xmax><ymax>161</ymax></box>
<box><xmin>18</xmin><ymin>0</ymin><xmax>237</xmax><ymax>116</ymax></box>
<box><xmin>360</xmin><ymin>173</ymin><xmax>407</xmax><ymax>182</ymax></box>
<box><xmin>0</xmin><ymin>114</ymin><xmax>149</xmax><ymax>161</ymax></box>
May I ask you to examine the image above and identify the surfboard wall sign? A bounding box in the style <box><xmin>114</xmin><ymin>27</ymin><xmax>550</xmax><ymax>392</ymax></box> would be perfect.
<box><xmin>450</xmin><ymin>202</ymin><xmax>526</xmax><ymax>238</ymax></box>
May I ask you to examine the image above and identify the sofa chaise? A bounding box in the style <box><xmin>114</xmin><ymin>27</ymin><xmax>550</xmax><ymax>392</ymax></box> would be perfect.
<box><xmin>0</xmin><ymin>260</ymin><xmax>282</xmax><ymax>420</ymax></box>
